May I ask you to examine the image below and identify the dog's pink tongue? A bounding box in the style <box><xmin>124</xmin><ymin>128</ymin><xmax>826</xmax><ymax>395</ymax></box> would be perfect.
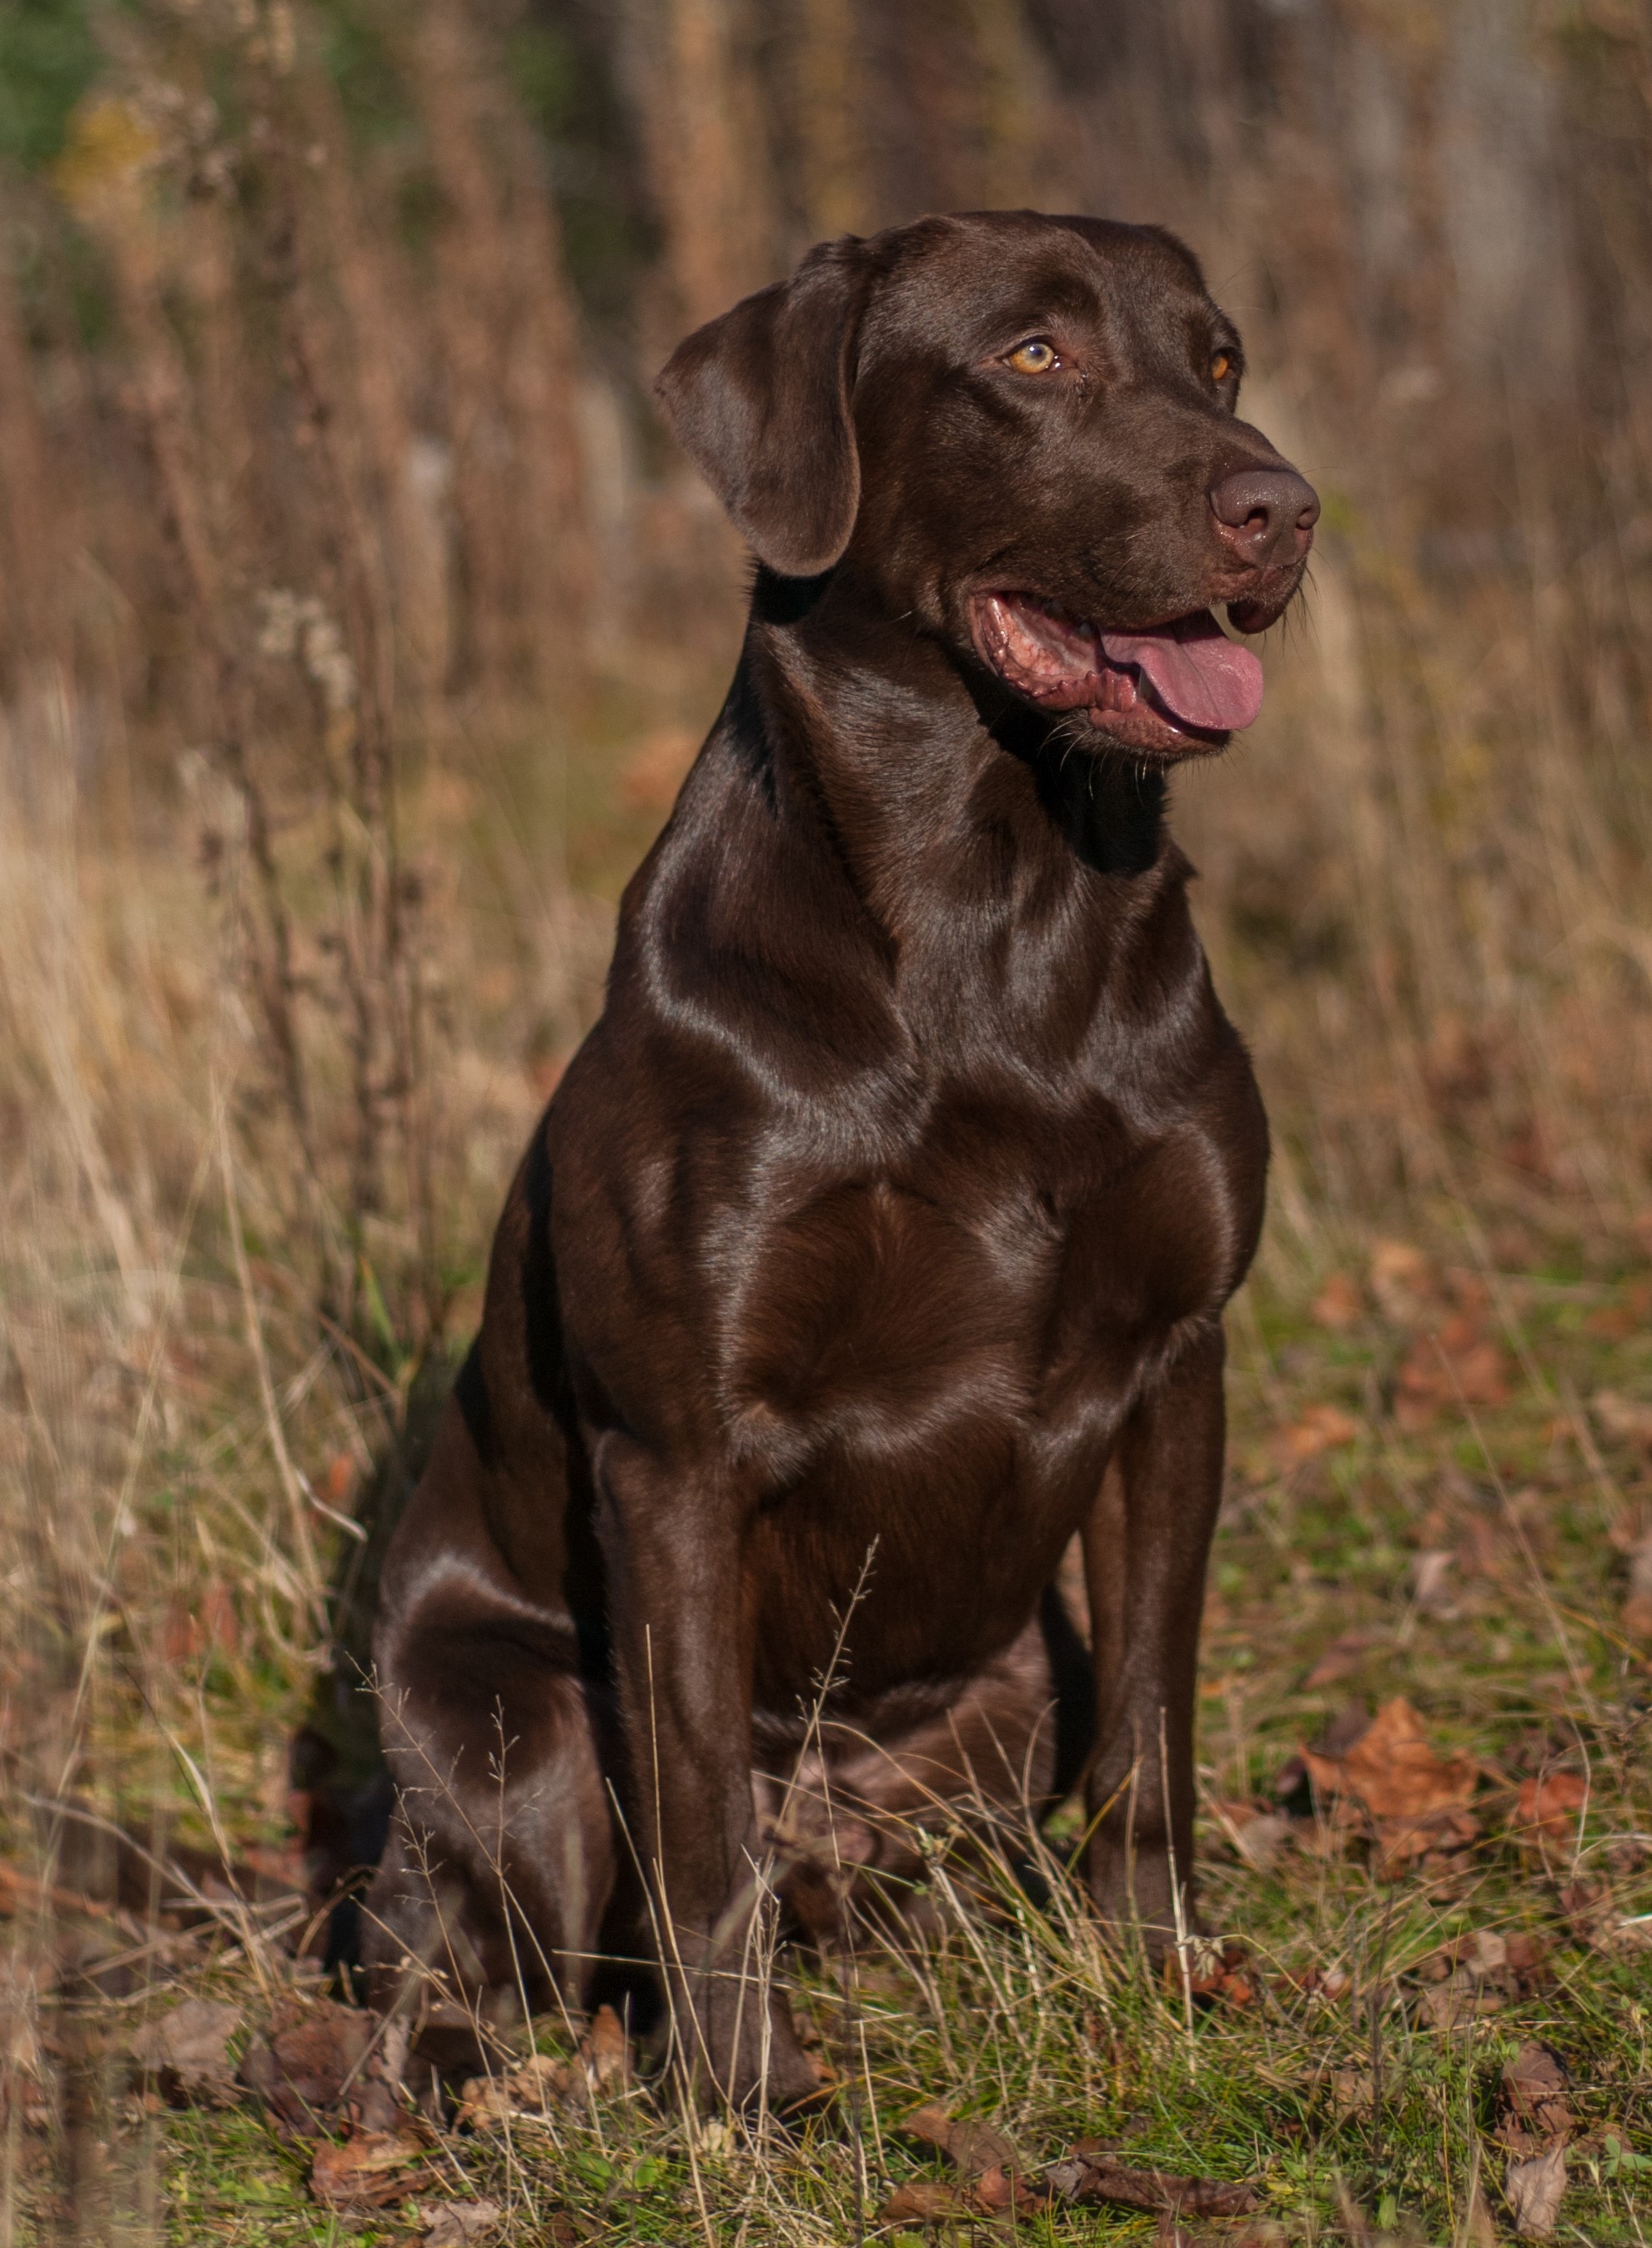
<box><xmin>1098</xmin><ymin>611</ymin><xmax>1264</xmax><ymax>732</ymax></box>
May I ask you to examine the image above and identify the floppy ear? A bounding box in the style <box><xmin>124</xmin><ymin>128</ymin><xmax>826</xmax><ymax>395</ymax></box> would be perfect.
<box><xmin>654</xmin><ymin>238</ymin><xmax>869</xmax><ymax>578</ymax></box>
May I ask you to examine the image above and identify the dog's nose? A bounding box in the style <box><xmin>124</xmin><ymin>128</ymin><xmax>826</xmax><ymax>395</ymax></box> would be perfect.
<box><xmin>1208</xmin><ymin>466</ymin><xmax>1320</xmax><ymax>566</ymax></box>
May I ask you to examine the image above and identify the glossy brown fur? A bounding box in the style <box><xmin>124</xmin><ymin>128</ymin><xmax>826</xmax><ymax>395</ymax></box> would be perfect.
<box><xmin>364</xmin><ymin>212</ymin><xmax>1314</xmax><ymax>2106</ymax></box>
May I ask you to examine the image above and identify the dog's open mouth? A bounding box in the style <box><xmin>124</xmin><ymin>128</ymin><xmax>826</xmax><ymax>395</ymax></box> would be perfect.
<box><xmin>969</xmin><ymin>592</ymin><xmax>1265</xmax><ymax>754</ymax></box>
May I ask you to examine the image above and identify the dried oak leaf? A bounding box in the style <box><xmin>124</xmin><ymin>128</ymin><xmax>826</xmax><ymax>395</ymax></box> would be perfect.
<box><xmin>309</xmin><ymin>2127</ymin><xmax>432</xmax><ymax>2211</ymax></box>
<box><xmin>1514</xmin><ymin>1772</ymin><xmax>1589</xmax><ymax>1844</ymax></box>
<box><xmin>238</xmin><ymin>2000</ymin><xmax>372</xmax><ymax>2135</ymax></box>
<box><xmin>1504</xmin><ymin>2141</ymin><xmax>1566</xmax><ymax>2238</ymax></box>
<box><xmin>901</xmin><ymin>2100</ymin><xmax>1024</xmax><ymax>2180</ymax></box>
<box><xmin>1303</xmin><ymin>1697</ymin><xmax>1476</xmax><ymax>1821</ymax></box>
<box><xmin>128</xmin><ymin>1999</ymin><xmax>242</xmax><ymax>2109</ymax></box>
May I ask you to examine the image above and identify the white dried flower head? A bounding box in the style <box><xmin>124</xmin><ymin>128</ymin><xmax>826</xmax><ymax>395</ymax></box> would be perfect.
<box><xmin>255</xmin><ymin>587</ymin><xmax>300</xmax><ymax>660</ymax></box>
<box><xmin>302</xmin><ymin>613</ymin><xmax>357</xmax><ymax>717</ymax></box>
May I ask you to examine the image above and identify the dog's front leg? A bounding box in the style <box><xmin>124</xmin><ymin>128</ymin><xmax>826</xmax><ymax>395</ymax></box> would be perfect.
<box><xmin>592</xmin><ymin>1431</ymin><xmax>817</xmax><ymax>2110</ymax></box>
<box><xmin>1082</xmin><ymin>1324</ymin><xmax>1226</xmax><ymax>1957</ymax></box>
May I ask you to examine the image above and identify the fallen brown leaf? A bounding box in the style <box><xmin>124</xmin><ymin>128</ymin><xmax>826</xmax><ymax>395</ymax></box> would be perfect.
<box><xmin>1556</xmin><ymin>1877</ymin><xmax>1628</xmax><ymax>1952</ymax></box>
<box><xmin>878</xmin><ymin>2180</ymin><xmax>975</xmax><ymax>2223</ymax></box>
<box><xmin>1180</xmin><ymin>1938</ymin><xmax>1258</xmax><ymax>2007</ymax></box>
<box><xmin>161</xmin><ymin>1582</ymin><xmax>240</xmax><ymax>1663</ymax></box>
<box><xmin>1514</xmin><ymin>1772</ymin><xmax>1588</xmax><ymax>1844</ymax></box>
<box><xmin>1303</xmin><ymin>1697</ymin><xmax>1476</xmax><ymax>1821</ymax></box>
<box><xmin>1311</xmin><ymin>1272</ymin><xmax>1364</xmax><ymax>1330</ymax></box>
<box><xmin>238</xmin><ymin>2001</ymin><xmax>373</xmax><ymax>2135</ymax></box>
<box><xmin>309</xmin><ymin>2127</ymin><xmax>432</xmax><ymax>2211</ymax></box>
<box><xmin>1329</xmin><ymin>2067</ymin><xmax>1374</xmax><ymax>2118</ymax></box>
<box><xmin>1228</xmin><ymin>1810</ymin><xmax>1293</xmax><ymax>1872</ymax></box>
<box><xmin>513</xmin><ymin>2052</ymin><xmax>573</xmax><ymax>2109</ymax></box>
<box><xmin>1043</xmin><ymin>2148</ymin><xmax>1260</xmax><ymax>2218</ymax></box>
<box><xmin>1369</xmin><ymin>1239</ymin><xmax>1438</xmax><ymax>1324</ymax></box>
<box><xmin>1504</xmin><ymin>2141</ymin><xmax>1566</xmax><ymax>2237</ymax></box>
<box><xmin>1505</xmin><ymin>1931</ymin><xmax>1551</xmax><ymax>1991</ymax></box>
<box><xmin>1318</xmin><ymin>1698</ymin><xmax>1377</xmax><ymax>1758</ymax></box>
<box><xmin>901</xmin><ymin>2100</ymin><xmax>1023</xmax><ymax>2179</ymax></box>
<box><xmin>1499</xmin><ymin>2043</ymin><xmax>1574</xmax><ymax>2148</ymax></box>
<box><xmin>128</xmin><ymin>1999</ymin><xmax>242</xmax><ymax>2109</ymax></box>
<box><xmin>1276</xmin><ymin>1402</ymin><xmax>1359</xmax><ymax>1462</ymax></box>
<box><xmin>1372</xmin><ymin>1804</ymin><xmax>1479</xmax><ymax>1878</ymax></box>
<box><xmin>1276</xmin><ymin>1964</ymin><xmax>1351</xmax><ymax>2004</ymax></box>
<box><xmin>1463</xmin><ymin>2180</ymin><xmax>1499</xmax><ymax>2248</ymax></box>
<box><xmin>1419</xmin><ymin>1976</ymin><xmax>1504</xmax><ymax>2030</ymax></box>
<box><xmin>1419</xmin><ymin>1927</ymin><xmax>1549</xmax><ymax>2004</ymax></box>
<box><xmin>458</xmin><ymin>2050</ymin><xmax>575</xmax><ymax>2130</ymax></box>
<box><xmin>1411</xmin><ymin>1548</ymin><xmax>1457</xmax><ymax>1617</ymax></box>
<box><xmin>1592</xmin><ymin>1390</ymin><xmax>1652</xmax><ymax>1449</ymax></box>
<box><xmin>1394</xmin><ymin>1315</ymin><xmax>1510</xmax><ymax>1431</ymax></box>
<box><xmin>417</xmin><ymin>2199</ymin><xmax>504</xmax><ymax>2246</ymax></box>
<box><xmin>971</xmin><ymin>2163</ymin><xmax>1034</xmax><ymax>2213</ymax></box>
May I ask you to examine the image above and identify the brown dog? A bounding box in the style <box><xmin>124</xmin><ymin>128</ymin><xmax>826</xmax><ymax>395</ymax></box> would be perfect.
<box><xmin>364</xmin><ymin>210</ymin><xmax>1316</xmax><ymax>2106</ymax></box>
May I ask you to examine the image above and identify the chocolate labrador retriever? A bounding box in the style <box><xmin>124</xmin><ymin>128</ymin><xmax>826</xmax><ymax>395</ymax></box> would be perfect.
<box><xmin>364</xmin><ymin>210</ymin><xmax>1317</xmax><ymax>2106</ymax></box>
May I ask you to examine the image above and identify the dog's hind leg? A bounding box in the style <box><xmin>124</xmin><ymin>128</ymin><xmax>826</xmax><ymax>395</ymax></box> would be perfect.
<box><xmin>361</xmin><ymin>1578</ymin><xmax>623</xmax><ymax>2058</ymax></box>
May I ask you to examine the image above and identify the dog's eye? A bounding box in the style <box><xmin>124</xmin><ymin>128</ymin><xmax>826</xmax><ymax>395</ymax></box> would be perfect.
<box><xmin>1210</xmin><ymin>351</ymin><xmax>1235</xmax><ymax>383</ymax></box>
<box><xmin>1007</xmin><ymin>338</ymin><xmax>1059</xmax><ymax>375</ymax></box>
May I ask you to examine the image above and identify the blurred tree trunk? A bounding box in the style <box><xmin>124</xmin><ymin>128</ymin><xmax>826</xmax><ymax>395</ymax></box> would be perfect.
<box><xmin>0</xmin><ymin>252</ymin><xmax>72</xmax><ymax>691</ymax></box>
<box><xmin>412</xmin><ymin>0</ymin><xmax>592</xmax><ymax>696</ymax></box>
<box><xmin>794</xmin><ymin>0</ymin><xmax>871</xmax><ymax>238</ymax></box>
<box><xmin>625</xmin><ymin>0</ymin><xmax>774</xmax><ymax>335</ymax></box>
<box><xmin>298</xmin><ymin>58</ymin><xmax>454</xmax><ymax>708</ymax></box>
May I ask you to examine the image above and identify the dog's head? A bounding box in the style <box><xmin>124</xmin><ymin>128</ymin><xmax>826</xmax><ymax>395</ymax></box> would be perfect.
<box><xmin>657</xmin><ymin>210</ymin><xmax>1317</xmax><ymax>761</ymax></box>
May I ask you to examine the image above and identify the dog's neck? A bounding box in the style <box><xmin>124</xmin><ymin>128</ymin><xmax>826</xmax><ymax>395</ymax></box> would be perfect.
<box><xmin>741</xmin><ymin>565</ymin><xmax>1177</xmax><ymax>933</ymax></box>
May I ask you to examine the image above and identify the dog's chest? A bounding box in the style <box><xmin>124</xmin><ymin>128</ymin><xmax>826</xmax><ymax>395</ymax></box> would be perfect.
<box><xmin>726</xmin><ymin>1111</ymin><xmax>1249</xmax><ymax>1459</ymax></box>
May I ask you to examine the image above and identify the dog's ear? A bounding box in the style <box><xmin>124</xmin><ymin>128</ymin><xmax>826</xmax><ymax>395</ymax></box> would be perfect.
<box><xmin>654</xmin><ymin>238</ymin><xmax>869</xmax><ymax>578</ymax></box>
